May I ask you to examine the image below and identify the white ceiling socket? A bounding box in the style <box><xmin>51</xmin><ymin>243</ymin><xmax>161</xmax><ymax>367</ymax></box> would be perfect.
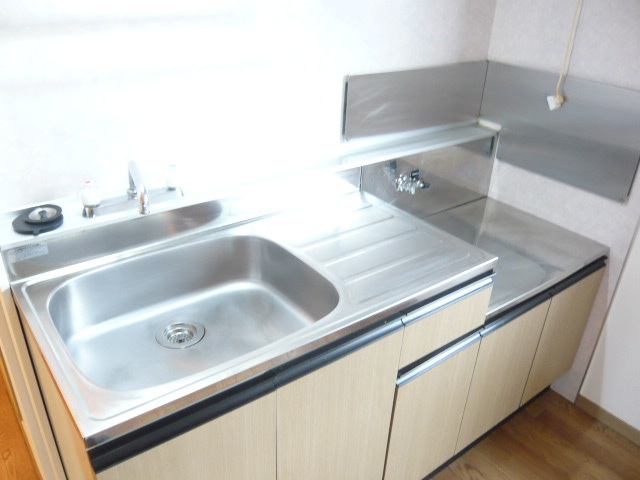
<box><xmin>547</xmin><ymin>94</ymin><xmax>565</xmax><ymax>111</ymax></box>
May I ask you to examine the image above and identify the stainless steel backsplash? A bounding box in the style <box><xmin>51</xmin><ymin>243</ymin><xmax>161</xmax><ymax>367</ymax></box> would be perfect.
<box><xmin>360</xmin><ymin>137</ymin><xmax>495</xmax><ymax>219</ymax></box>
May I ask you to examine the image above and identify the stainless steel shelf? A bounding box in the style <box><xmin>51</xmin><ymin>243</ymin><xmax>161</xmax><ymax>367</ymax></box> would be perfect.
<box><xmin>317</xmin><ymin>123</ymin><xmax>497</xmax><ymax>174</ymax></box>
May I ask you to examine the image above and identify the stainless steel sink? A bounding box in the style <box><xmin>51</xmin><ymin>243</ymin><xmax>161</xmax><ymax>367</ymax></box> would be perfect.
<box><xmin>45</xmin><ymin>235</ymin><xmax>339</xmax><ymax>391</ymax></box>
<box><xmin>8</xmin><ymin>191</ymin><xmax>497</xmax><ymax>445</ymax></box>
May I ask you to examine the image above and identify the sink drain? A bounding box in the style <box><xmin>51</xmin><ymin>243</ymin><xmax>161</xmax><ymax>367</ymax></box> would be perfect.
<box><xmin>155</xmin><ymin>322</ymin><xmax>205</xmax><ymax>349</ymax></box>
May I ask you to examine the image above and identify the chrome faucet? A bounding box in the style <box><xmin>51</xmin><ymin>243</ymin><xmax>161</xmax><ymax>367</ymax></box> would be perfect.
<box><xmin>127</xmin><ymin>161</ymin><xmax>150</xmax><ymax>214</ymax></box>
<box><xmin>81</xmin><ymin>163</ymin><xmax>182</xmax><ymax>218</ymax></box>
<box><xmin>395</xmin><ymin>167</ymin><xmax>429</xmax><ymax>194</ymax></box>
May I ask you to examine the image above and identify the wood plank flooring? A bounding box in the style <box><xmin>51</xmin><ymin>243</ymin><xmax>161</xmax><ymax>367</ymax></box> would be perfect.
<box><xmin>0</xmin><ymin>363</ymin><xmax>40</xmax><ymax>480</ymax></box>
<box><xmin>433</xmin><ymin>390</ymin><xmax>640</xmax><ymax>480</ymax></box>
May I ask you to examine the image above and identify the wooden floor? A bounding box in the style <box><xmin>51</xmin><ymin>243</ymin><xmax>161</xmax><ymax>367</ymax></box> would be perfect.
<box><xmin>1</xmin><ymin>374</ymin><xmax>639</xmax><ymax>480</ymax></box>
<box><xmin>433</xmin><ymin>390</ymin><xmax>640</xmax><ymax>480</ymax></box>
<box><xmin>0</xmin><ymin>363</ymin><xmax>40</xmax><ymax>480</ymax></box>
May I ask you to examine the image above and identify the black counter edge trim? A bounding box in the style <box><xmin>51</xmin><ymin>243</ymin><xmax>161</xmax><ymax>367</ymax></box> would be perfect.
<box><xmin>399</xmin><ymin>258</ymin><xmax>607</xmax><ymax>377</ymax></box>
<box><xmin>422</xmin><ymin>387</ymin><xmax>551</xmax><ymax>480</ymax></box>
<box><xmin>550</xmin><ymin>256</ymin><xmax>607</xmax><ymax>296</ymax></box>
<box><xmin>89</xmin><ymin>311</ymin><xmax>406</xmax><ymax>472</ymax></box>
<box><xmin>274</xmin><ymin>316</ymin><xmax>405</xmax><ymax>389</ymax></box>
<box><xmin>483</xmin><ymin>257</ymin><xmax>607</xmax><ymax>327</ymax></box>
<box><xmin>398</xmin><ymin>327</ymin><xmax>484</xmax><ymax>377</ymax></box>
<box><xmin>399</xmin><ymin>270</ymin><xmax>494</xmax><ymax>316</ymax></box>
<box><xmin>89</xmin><ymin>370</ymin><xmax>276</xmax><ymax>473</ymax></box>
<box><xmin>482</xmin><ymin>290</ymin><xmax>552</xmax><ymax>334</ymax></box>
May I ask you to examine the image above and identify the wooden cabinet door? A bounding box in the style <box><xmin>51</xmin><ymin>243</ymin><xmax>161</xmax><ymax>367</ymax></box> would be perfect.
<box><xmin>98</xmin><ymin>393</ymin><xmax>276</xmax><ymax>480</ymax></box>
<box><xmin>385</xmin><ymin>336</ymin><xmax>480</xmax><ymax>480</ymax></box>
<box><xmin>276</xmin><ymin>330</ymin><xmax>403</xmax><ymax>480</ymax></box>
<box><xmin>522</xmin><ymin>269</ymin><xmax>604</xmax><ymax>404</ymax></box>
<box><xmin>455</xmin><ymin>300</ymin><xmax>549</xmax><ymax>453</ymax></box>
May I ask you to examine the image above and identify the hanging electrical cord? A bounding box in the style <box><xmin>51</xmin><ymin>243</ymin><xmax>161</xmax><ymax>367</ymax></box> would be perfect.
<box><xmin>547</xmin><ymin>0</ymin><xmax>584</xmax><ymax>111</ymax></box>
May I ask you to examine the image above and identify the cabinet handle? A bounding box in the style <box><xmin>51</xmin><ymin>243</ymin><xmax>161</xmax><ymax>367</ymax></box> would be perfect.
<box><xmin>403</xmin><ymin>276</ymin><xmax>493</xmax><ymax>327</ymax></box>
<box><xmin>396</xmin><ymin>332</ymin><xmax>481</xmax><ymax>387</ymax></box>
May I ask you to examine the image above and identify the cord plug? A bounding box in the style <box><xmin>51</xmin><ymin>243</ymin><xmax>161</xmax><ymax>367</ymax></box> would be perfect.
<box><xmin>547</xmin><ymin>94</ymin><xmax>565</xmax><ymax>111</ymax></box>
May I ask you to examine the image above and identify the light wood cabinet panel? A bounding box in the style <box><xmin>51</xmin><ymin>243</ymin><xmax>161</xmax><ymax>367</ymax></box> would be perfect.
<box><xmin>522</xmin><ymin>269</ymin><xmax>604</xmax><ymax>405</ymax></box>
<box><xmin>385</xmin><ymin>339</ymin><xmax>480</xmax><ymax>480</ymax></box>
<box><xmin>277</xmin><ymin>330</ymin><xmax>403</xmax><ymax>480</ymax></box>
<box><xmin>98</xmin><ymin>393</ymin><xmax>276</xmax><ymax>480</ymax></box>
<box><xmin>2</xmin><ymin>285</ymin><xmax>67</xmax><ymax>480</ymax></box>
<box><xmin>455</xmin><ymin>300</ymin><xmax>549</xmax><ymax>453</ymax></box>
<box><xmin>24</xmin><ymin>321</ymin><xmax>96</xmax><ymax>480</ymax></box>
<box><xmin>399</xmin><ymin>286</ymin><xmax>491</xmax><ymax>368</ymax></box>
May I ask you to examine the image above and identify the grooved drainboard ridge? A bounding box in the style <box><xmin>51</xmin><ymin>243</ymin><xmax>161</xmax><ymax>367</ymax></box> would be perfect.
<box><xmin>300</xmin><ymin>217</ymin><xmax>417</xmax><ymax>263</ymax></box>
<box><xmin>328</xmin><ymin>238</ymin><xmax>457</xmax><ymax>282</ymax></box>
<box><xmin>321</xmin><ymin>230</ymin><xmax>445</xmax><ymax>276</ymax></box>
<box><xmin>345</xmin><ymin>251</ymin><xmax>475</xmax><ymax>304</ymax></box>
<box><xmin>343</xmin><ymin>243</ymin><xmax>465</xmax><ymax>286</ymax></box>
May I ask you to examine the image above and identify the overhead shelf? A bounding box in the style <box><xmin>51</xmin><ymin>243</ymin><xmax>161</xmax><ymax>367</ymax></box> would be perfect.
<box><xmin>311</xmin><ymin>123</ymin><xmax>498</xmax><ymax>174</ymax></box>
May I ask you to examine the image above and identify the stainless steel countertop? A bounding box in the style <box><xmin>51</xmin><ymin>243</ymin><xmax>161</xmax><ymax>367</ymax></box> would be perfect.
<box><xmin>425</xmin><ymin>198</ymin><xmax>609</xmax><ymax>317</ymax></box>
<box><xmin>7</xmin><ymin>187</ymin><xmax>497</xmax><ymax>447</ymax></box>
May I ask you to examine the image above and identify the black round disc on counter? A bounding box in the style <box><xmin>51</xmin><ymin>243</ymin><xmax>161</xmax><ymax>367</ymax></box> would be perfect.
<box><xmin>12</xmin><ymin>204</ymin><xmax>64</xmax><ymax>235</ymax></box>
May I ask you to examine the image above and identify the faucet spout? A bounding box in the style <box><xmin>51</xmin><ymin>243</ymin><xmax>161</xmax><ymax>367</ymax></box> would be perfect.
<box><xmin>127</xmin><ymin>162</ymin><xmax>150</xmax><ymax>214</ymax></box>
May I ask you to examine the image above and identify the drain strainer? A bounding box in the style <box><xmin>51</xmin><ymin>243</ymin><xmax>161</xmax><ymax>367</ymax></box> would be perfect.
<box><xmin>155</xmin><ymin>322</ymin><xmax>205</xmax><ymax>349</ymax></box>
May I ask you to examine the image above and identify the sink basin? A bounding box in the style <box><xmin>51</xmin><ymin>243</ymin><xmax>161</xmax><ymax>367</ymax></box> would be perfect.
<box><xmin>46</xmin><ymin>235</ymin><xmax>339</xmax><ymax>391</ymax></box>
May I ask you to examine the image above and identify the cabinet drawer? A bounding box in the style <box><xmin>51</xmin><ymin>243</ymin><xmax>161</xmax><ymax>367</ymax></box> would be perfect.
<box><xmin>399</xmin><ymin>279</ymin><xmax>492</xmax><ymax>368</ymax></box>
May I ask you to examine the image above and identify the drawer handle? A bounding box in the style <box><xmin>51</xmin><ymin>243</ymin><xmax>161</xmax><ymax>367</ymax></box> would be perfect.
<box><xmin>403</xmin><ymin>276</ymin><xmax>493</xmax><ymax>327</ymax></box>
<box><xmin>397</xmin><ymin>332</ymin><xmax>481</xmax><ymax>387</ymax></box>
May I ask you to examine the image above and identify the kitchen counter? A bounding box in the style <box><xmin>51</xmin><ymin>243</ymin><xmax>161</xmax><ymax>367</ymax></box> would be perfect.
<box><xmin>0</xmin><ymin>146</ymin><xmax>611</xmax><ymax>478</ymax></box>
<box><xmin>425</xmin><ymin>197</ymin><xmax>609</xmax><ymax>318</ymax></box>
<box><xmin>1</xmin><ymin>165</ymin><xmax>609</xmax><ymax>474</ymax></box>
<box><xmin>6</xmin><ymin>185</ymin><xmax>496</xmax><ymax>453</ymax></box>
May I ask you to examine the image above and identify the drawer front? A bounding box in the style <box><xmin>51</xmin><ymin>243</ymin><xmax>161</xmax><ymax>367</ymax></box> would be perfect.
<box><xmin>399</xmin><ymin>281</ymin><xmax>491</xmax><ymax>369</ymax></box>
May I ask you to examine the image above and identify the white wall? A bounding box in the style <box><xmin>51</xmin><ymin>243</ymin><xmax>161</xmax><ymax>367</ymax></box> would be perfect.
<box><xmin>487</xmin><ymin>0</ymin><xmax>640</xmax><ymax>401</ymax></box>
<box><xmin>581</xmin><ymin>221</ymin><xmax>640</xmax><ymax>430</ymax></box>
<box><xmin>0</xmin><ymin>0</ymin><xmax>496</xmax><ymax>211</ymax></box>
<box><xmin>3</xmin><ymin>0</ymin><xmax>639</xmax><ymax>415</ymax></box>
